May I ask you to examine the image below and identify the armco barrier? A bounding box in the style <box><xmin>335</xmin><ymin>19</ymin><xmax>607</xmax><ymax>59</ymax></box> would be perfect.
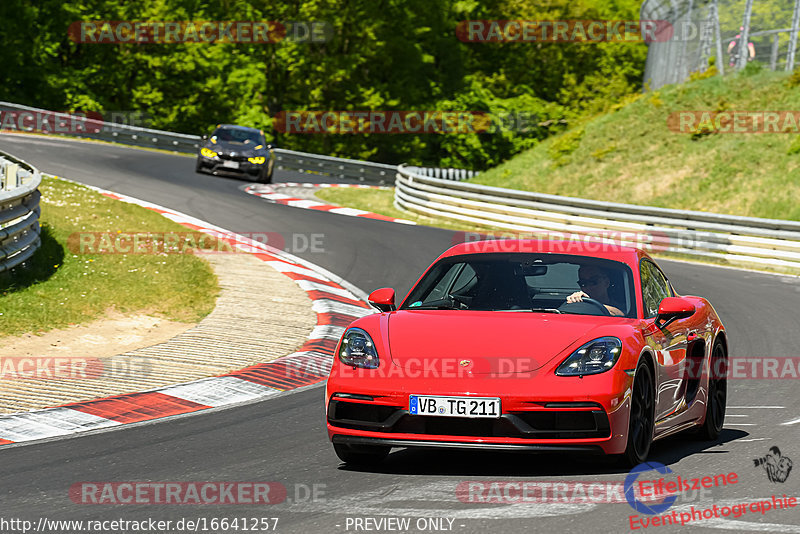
<box><xmin>0</xmin><ymin>102</ymin><xmax>473</xmax><ymax>185</ymax></box>
<box><xmin>0</xmin><ymin>150</ymin><xmax>42</xmax><ymax>273</ymax></box>
<box><xmin>0</xmin><ymin>101</ymin><xmax>201</xmax><ymax>153</ymax></box>
<box><xmin>395</xmin><ymin>165</ymin><xmax>800</xmax><ymax>270</ymax></box>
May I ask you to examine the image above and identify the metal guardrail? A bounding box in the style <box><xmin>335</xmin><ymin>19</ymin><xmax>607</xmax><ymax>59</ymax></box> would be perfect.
<box><xmin>272</xmin><ymin>147</ymin><xmax>397</xmax><ymax>184</ymax></box>
<box><xmin>404</xmin><ymin>166</ymin><xmax>478</xmax><ymax>181</ymax></box>
<box><xmin>0</xmin><ymin>101</ymin><xmax>473</xmax><ymax>185</ymax></box>
<box><xmin>272</xmin><ymin>152</ymin><xmax>476</xmax><ymax>185</ymax></box>
<box><xmin>0</xmin><ymin>101</ymin><xmax>202</xmax><ymax>153</ymax></box>
<box><xmin>0</xmin><ymin>150</ymin><xmax>42</xmax><ymax>273</ymax></box>
<box><xmin>395</xmin><ymin>165</ymin><xmax>800</xmax><ymax>270</ymax></box>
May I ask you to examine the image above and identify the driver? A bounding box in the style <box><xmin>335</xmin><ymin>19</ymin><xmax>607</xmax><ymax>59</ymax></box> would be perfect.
<box><xmin>567</xmin><ymin>265</ymin><xmax>624</xmax><ymax>316</ymax></box>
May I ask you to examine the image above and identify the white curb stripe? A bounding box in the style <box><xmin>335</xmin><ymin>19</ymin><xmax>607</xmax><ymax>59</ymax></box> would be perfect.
<box><xmin>0</xmin><ymin>409</ymin><xmax>121</xmax><ymax>441</ymax></box>
<box><xmin>264</xmin><ymin>260</ymin><xmax>327</xmax><ymax>280</ymax></box>
<box><xmin>286</xmin><ymin>199</ymin><xmax>326</xmax><ymax>209</ymax></box>
<box><xmin>309</xmin><ymin>325</ymin><xmax>347</xmax><ymax>341</ymax></box>
<box><xmin>312</xmin><ymin>299</ymin><xmax>374</xmax><ymax>318</ymax></box>
<box><xmin>295</xmin><ymin>280</ymin><xmax>361</xmax><ymax>299</ymax></box>
<box><xmin>329</xmin><ymin>207</ymin><xmax>370</xmax><ymax>216</ymax></box>
<box><xmin>158</xmin><ymin>376</ymin><xmax>280</xmax><ymax>407</ymax></box>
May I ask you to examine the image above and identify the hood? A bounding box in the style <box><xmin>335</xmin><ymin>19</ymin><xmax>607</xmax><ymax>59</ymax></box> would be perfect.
<box><xmin>208</xmin><ymin>139</ymin><xmax>263</xmax><ymax>156</ymax></box>
<box><xmin>387</xmin><ymin>311</ymin><xmax>606</xmax><ymax>376</ymax></box>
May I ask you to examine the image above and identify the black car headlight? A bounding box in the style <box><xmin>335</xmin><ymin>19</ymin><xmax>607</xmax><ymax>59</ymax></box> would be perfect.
<box><xmin>556</xmin><ymin>337</ymin><xmax>622</xmax><ymax>376</ymax></box>
<box><xmin>339</xmin><ymin>328</ymin><xmax>379</xmax><ymax>369</ymax></box>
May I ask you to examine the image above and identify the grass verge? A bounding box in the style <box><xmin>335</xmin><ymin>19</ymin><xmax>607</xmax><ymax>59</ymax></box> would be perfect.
<box><xmin>0</xmin><ymin>176</ymin><xmax>219</xmax><ymax>337</ymax></box>
<box><xmin>471</xmin><ymin>68</ymin><xmax>800</xmax><ymax>221</ymax></box>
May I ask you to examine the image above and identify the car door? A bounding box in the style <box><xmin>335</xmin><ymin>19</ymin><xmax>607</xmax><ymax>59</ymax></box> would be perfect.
<box><xmin>639</xmin><ymin>260</ymin><xmax>693</xmax><ymax>423</ymax></box>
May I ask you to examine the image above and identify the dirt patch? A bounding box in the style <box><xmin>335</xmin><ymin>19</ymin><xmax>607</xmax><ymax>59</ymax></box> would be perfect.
<box><xmin>1</xmin><ymin>311</ymin><xmax>194</xmax><ymax>359</ymax></box>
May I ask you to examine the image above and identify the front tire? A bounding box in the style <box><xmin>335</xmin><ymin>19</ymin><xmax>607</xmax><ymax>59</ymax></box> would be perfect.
<box><xmin>333</xmin><ymin>443</ymin><xmax>390</xmax><ymax>466</ymax></box>
<box><xmin>619</xmin><ymin>360</ymin><xmax>655</xmax><ymax>467</ymax></box>
<box><xmin>257</xmin><ymin>158</ymin><xmax>274</xmax><ymax>183</ymax></box>
<box><xmin>697</xmin><ymin>341</ymin><xmax>727</xmax><ymax>440</ymax></box>
<box><xmin>195</xmin><ymin>158</ymin><xmax>206</xmax><ymax>174</ymax></box>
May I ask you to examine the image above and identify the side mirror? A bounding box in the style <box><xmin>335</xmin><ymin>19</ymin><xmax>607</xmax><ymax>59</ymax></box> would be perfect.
<box><xmin>368</xmin><ymin>287</ymin><xmax>396</xmax><ymax>312</ymax></box>
<box><xmin>656</xmin><ymin>297</ymin><xmax>695</xmax><ymax>328</ymax></box>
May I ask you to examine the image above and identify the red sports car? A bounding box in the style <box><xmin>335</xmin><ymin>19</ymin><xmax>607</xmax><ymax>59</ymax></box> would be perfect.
<box><xmin>325</xmin><ymin>240</ymin><xmax>728</xmax><ymax>466</ymax></box>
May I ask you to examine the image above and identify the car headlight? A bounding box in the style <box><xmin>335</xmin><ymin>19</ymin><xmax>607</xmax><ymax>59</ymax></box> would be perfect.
<box><xmin>201</xmin><ymin>147</ymin><xmax>218</xmax><ymax>158</ymax></box>
<box><xmin>248</xmin><ymin>156</ymin><xmax>266</xmax><ymax>164</ymax></box>
<box><xmin>555</xmin><ymin>337</ymin><xmax>622</xmax><ymax>376</ymax></box>
<box><xmin>339</xmin><ymin>328</ymin><xmax>379</xmax><ymax>369</ymax></box>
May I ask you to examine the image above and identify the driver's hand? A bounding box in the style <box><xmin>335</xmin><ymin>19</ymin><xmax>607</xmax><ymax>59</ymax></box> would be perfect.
<box><xmin>567</xmin><ymin>291</ymin><xmax>588</xmax><ymax>303</ymax></box>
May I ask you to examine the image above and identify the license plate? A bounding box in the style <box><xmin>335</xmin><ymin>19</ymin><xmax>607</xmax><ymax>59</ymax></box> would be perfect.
<box><xmin>409</xmin><ymin>395</ymin><xmax>501</xmax><ymax>418</ymax></box>
<box><xmin>222</xmin><ymin>160</ymin><xmax>239</xmax><ymax>169</ymax></box>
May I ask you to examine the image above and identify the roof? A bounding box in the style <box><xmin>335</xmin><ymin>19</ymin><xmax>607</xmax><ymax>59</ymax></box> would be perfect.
<box><xmin>215</xmin><ymin>124</ymin><xmax>261</xmax><ymax>133</ymax></box>
<box><xmin>441</xmin><ymin>238</ymin><xmax>648</xmax><ymax>264</ymax></box>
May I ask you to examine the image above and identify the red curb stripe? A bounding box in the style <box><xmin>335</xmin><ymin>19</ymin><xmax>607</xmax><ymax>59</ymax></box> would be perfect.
<box><xmin>246</xmin><ymin>184</ymin><xmax>412</xmax><ymax>225</ymax></box>
<box><xmin>357</xmin><ymin>212</ymin><xmax>398</xmax><ymax>222</ymax></box>
<box><xmin>66</xmin><ymin>392</ymin><xmax>210</xmax><ymax>423</ymax></box>
<box><xmin>299</xmin><ymin>338</ymin><xmax>338</xmax><ymax>354</ymax></box>
<box><xmin>316</xmin><ymin>313</ymin><xmax>361</xmax><ymax>327</ymax></box>
<box><xmin>0</xmin><ymin>438</ymin><xmax>14</xmax><ymax>445</ymax></box>
<box><xmin>306</xmin><ymin>291</ymin><xmax>370</xmax><ymax>308</ymax></box>
<box><xmin>280</xmin><ymin>272</ymin><xmax>337</xmax><ymax>284</ymax></box>
<box><xmin>230</xmin><ymin>362</ymin><xmax>327</xmax><ymax>389</ymax></box>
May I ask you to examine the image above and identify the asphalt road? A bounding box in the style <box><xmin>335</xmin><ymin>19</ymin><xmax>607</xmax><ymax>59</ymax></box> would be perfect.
<box><xmin>1</xmin><ymin>134</ymin><xmax>798</xmax><ymax>534</ymax></box>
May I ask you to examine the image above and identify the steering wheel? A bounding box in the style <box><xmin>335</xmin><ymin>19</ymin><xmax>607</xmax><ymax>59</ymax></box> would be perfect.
<box><xmin>447</xmin><ymin>294</ymin><xmax>470</xmax><ymax>309</ymax></box>
<box><xmin>558</xmin><ymin>297</ymin><xmax>611</xmax><ymax>316</ymax></box>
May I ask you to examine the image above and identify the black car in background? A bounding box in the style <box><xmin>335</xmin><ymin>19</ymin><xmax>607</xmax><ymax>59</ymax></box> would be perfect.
<box><xmin>196</xmin><ymin>124</ymin><xmax>276</xmax><ymax>183</ymax></box>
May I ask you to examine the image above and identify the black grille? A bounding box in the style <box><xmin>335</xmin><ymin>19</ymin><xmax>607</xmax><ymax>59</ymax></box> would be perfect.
<box><xmin>217</xmin><ymin>153</ymin><xmax>249</xmax><ymax>161</ymax></box>
<box><xmin>328</xmin><ymin>400</ymin><xmax>610</xmax><ymax>439</ymax></box>
<box><xmin>332</xmin><ymin>401</ymin><xmax>397</xmax><ymax>423</ymax></box>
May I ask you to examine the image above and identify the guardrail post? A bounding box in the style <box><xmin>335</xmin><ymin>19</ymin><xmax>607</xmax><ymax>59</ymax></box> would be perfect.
<box><xmin>4</xmin><ymin>163</ymin><xmax>19</xmax><ymax>191</ymax></box>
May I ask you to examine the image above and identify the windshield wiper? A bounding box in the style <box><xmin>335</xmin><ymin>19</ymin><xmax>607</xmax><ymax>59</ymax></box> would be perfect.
<box><xmin>407</xmin><ymin>295</ymin><xmax>470</xmax><ymax>310</ymax></box>
<box><xmin>496</xmin><ymin>308</ymin><xmax>562</xmax><ymax>313</ymax></box>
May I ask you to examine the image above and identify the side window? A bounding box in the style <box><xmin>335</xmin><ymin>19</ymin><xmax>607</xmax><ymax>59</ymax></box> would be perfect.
<box><xmin>450</xmin><ymin>264</ymin><xmax>477</xmax><ymax>295</ymax></box>
<box><xmin>640</xmin><ymin>261</ymin><xmax>672</xmax><ymax>318</ymax></box>
<box><xmin>423</xmin><ymin>263</ymin><xmax>463</xmax><ymax>303</ymax></box>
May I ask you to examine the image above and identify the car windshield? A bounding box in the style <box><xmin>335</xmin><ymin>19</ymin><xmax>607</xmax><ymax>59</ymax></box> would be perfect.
<box><xmin>212</xmin><ymin>127</ymin><xmax>262</xmax><ymax>145</ymax></box>
<box><xmin>401</xmin><ymin>252</ymin><xmax>636</xmax><ymax>318</ymax></box>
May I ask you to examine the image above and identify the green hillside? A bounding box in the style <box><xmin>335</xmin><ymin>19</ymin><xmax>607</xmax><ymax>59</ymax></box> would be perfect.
<box><xmin>472</xmin><ymin>66</ymin><xmax>800</xmax><ymax>221</ymax></box>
